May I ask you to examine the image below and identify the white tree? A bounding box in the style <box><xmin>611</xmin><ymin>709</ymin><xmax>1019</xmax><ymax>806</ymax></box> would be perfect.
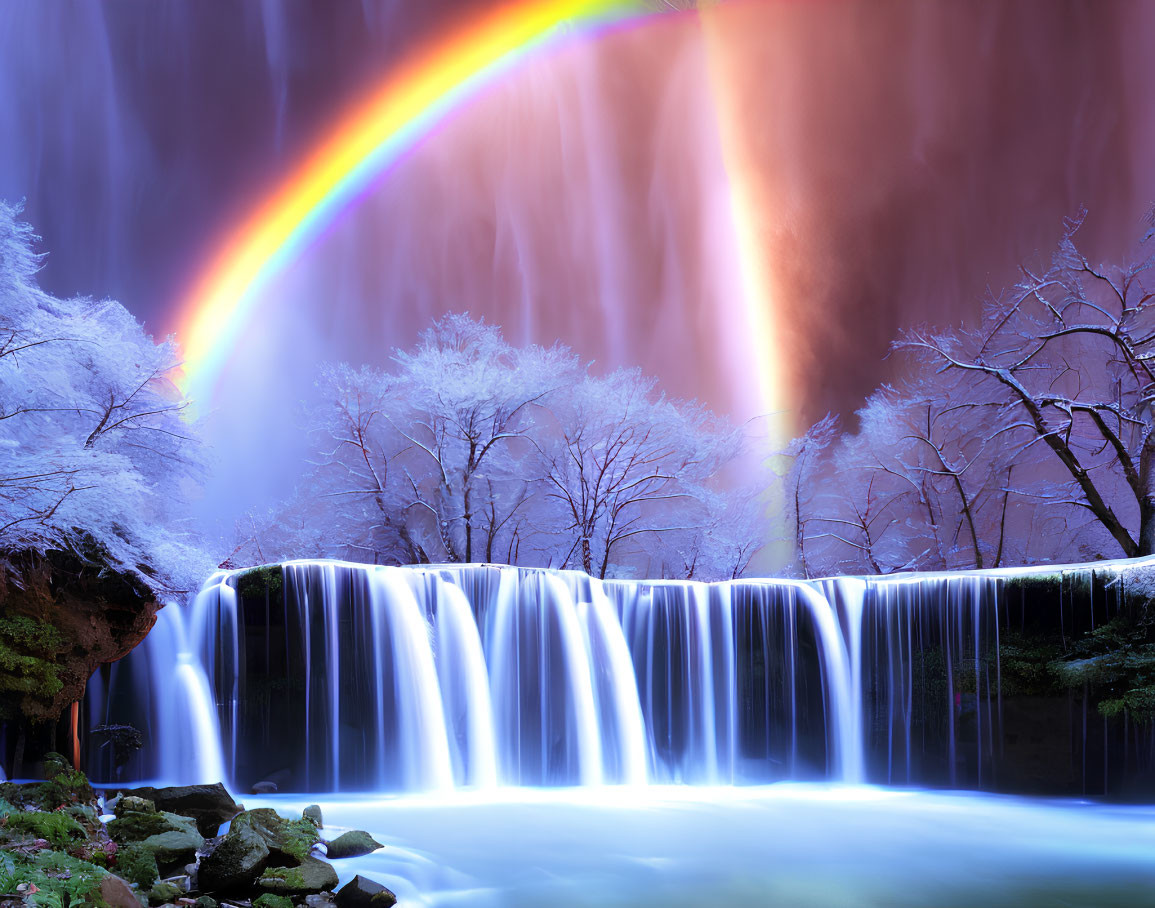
<box><xmin>793</xmin><ymin>208</ymin><xmax>1154</xmax><ymax>575</ymax></box>
<box><xmin>0</xmin><ymin>203</ymin><xmax>208</xmax><ymax>595</ymax></box>
<box><xmin>243</xmin><ymin>315</ymin><xmax>767</xmax><ymax>579</ymax></box>
<box><xmin>539</xmin><ymin>368</ymin><xmax>747</xmax><ymax>579</ymax></box>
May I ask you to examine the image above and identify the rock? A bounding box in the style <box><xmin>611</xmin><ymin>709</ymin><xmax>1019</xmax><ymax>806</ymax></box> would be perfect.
<box><xmin>193</xmin><ymin>898</ymin><xmax>219</xmax><ymax>908</ymax></box>
<box><xmin>232</xmin><ymin>808</ymin><xmax>319</xmax><ymax>864</ymax></box>
<box><xmin>150</xmin><ymin>880</ymin><xmax>183</xmax><ymax>902</ymax></box>
<box><xmin>108</xmin><ymin>809</ymin><xmax>193</xmax><ymax>844</ymax></box>
<box><xmin>256</xmin><ymin>855</ymin><xmax>339</xmax><ymax>897</ymax></box>
<box><xmin>306</xmin><ymin>894</ymin><xmax>339</xmax><ymax>908</ymax></box>
<box><xmin>198</xmin><ymin>821</ymin><xmax>270</xmax><ymax>893</ymax></box>
<box><xmin>123</xmin><ymin>783</ymin><xmax>241</xmax><ymax>837</ymax></box>
<box><xmin>99</xmin><ymin>873</ymin><xmax>143</xmax><ymax>908</ymax></box>
<box><xmin>253</xmin><ymin>895</ymin><xmax>295</xmax><ymax>908</ymax></box>
<box><xmin>0</xmin><ymin>545</ymin><xmax>159</xmax><ymax>721</ymax></box>
<box><xmin>251</xmin><ymin>780</ymin><xmax>278</xmax><ymax>794</ymax></box>
<box><xmin>325</xmin><ymin>830</ymin><xmax>383</xmax><ymax>859</ymax></box>
<box><xmin>110</xmin><ymin>811</ymin><xmax>204</xmax><ymax>872</ymax></box>
<box><xmin>336</xmin><ymin>874</ymin><xmax>397</xmax><ymax>908</ymax></box>
<box><xmin>114</xmin><ymin>794</ymin><xmax>156</xmax><ymax>817</ymax></box>
<box><xmin>302</xmin><ymin>804</ymin><xmax>323</xmax><ymax>828</ymax></box>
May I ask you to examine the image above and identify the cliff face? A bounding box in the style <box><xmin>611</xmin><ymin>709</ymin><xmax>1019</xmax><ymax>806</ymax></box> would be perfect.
<box><xmin>0</xmin><ymin>549</ymin><xmax>159</xmax><ymax>721</ymax></box>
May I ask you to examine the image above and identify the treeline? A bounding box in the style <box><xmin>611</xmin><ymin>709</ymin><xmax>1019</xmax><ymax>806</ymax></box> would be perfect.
<box><xmin>790</xmin><ymin>208</ymin><xmax>1155</xmax><ymax>576</ymax></box>
<box><xmin>231</xmin><ymin>315</ymin><xmax>766</xmax><ymax>580</ymax></box>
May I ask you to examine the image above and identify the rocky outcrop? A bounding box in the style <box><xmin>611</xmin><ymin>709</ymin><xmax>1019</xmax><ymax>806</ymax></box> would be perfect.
<box><xmin>122</xmin><ymin>781</ymin><xmax>241</xmax><ymax>836</ymax></box>
<box><xmin>0</xmin><ymin>548</ymin><xmax>159</xmax><ymax>721</ymax></box>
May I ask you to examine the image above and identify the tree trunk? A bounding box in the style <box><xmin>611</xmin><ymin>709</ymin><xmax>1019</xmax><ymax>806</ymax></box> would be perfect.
<box><xmin>581</xmin><ymin>537</ymin><xmax>592</xmax><ymax>575</ymax></box>
<box><xmin>1138</xmin><ymin>437</ymin><xmax>1155</xmax><ymax>556</ymax></box>
<box><xmin>69</xmin><ymin>700</ymin><xmax>81</xmax><ymax>770</ymax></box>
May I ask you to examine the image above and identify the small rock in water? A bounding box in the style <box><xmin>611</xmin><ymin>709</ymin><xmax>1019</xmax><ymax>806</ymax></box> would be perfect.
<box><xmin>335</xmin><ymin>874</ymin><xmax>397</xmax><ymax>908</ymax></box>
<box><xmin>302</xmin><ymin>804</ymin><xmax>323</xmax><ymax>828</ymax></box>
<box><xmin>325</xmin><ymin>830</ymin><xmax>383</xmax><ymax>859</ymax></box>
<box><xmin>251</xmin><ymin>780</ymin><xmax>278</xmax><ymax>794</ymax></box>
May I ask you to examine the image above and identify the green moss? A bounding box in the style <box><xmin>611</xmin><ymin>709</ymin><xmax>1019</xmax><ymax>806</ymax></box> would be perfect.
<box><xmin>149</xmin><ymin>880</ymin><xmax>182</xmax><ymax>902</ymax></box>
<box><xmin>259</xmin><ymin>865</ymin><xmax>305</xmax><ymax>887</ymax></box>
<box><xmin>38</xmin><ymin>767</ymin><xmax>96</xmax><ymax>810</ymax></box>
<box><xmin>253</xmin><ymin>894</ymin><xmax>294</xmax><ymax>908</ymax></box>
<box><xmin>3</xmin><ymin>808</ymin><xmax>86</xmax><ymax>848</ymax></box>
<box><xmin>233</xmin><ymin>807</ymin><xmax>319</xmax><ymax>863</ymax></box>
<box><xmin>236</xmin><ymin>565</ymin><xmax>284</xmax><ymax>604</ymax></box>
<box><xmin>0</xmin><ymin>614</ymin><xmax>64</xmax><ymax>719</ymax></box>
<box><xmin>107</xmin><ymin>810</ymin><xmax>175</xmax><ymax>843</ymax></box>
<box><xmin>116</xmin><ymin>844</ymin><xmax>160</xmax><ymax>888</ymax></box>
<box><xmin>1048</xmin><ymin>603</ymin><xmax>1155</xmax><ymax>720</ymax></box>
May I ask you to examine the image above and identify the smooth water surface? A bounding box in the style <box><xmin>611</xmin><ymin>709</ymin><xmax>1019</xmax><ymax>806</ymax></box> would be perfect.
<box><xmin>253</xmin><ymin>785</ymin><xmax>1155</xmax><ymax>908</ymax></box>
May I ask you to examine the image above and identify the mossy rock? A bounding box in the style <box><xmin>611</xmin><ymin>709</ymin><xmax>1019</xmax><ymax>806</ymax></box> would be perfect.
<box><xmin>232</xmin><ymin>807</ymin><xmax>319</xmax><ymax>864</ymax></box>
<box><xmin>198</xmin><ymin>820</ymin><xmax>270</xmax><ymax>893</ymax></box>
<box><xmin>114</xmin><ymin>795</ymin><xmax>157</xmax><ymax>817</ymax></box>
<box><xmin>116</xmin><ymin>844</ymin><xmax>161</xmax><ymax>888</ymax></box>
<box><xmin>325</xmin><ymin>829</ymin><xmax>383</xmax><ymax>859</ymax></box>
<box><xmin>256</xmin><ymin>855</ymin><xmax>338</xmax><ymax>896</ymax></box>
<box><xmin>148</xmin><ymin>880</ymin><xmax>183</xmax><ymax>903</ymax></box>
<box><xmin>253</xmin><ymin>894</ymin><xmax>295</xmax><ymax>908</ymax></box>
<box><xmin>37</xmin><ymin>764</ymin><xmax>97</xmax><ymax>810</ymax></box>
<box><xmin>107</xmin><ymin>809</ymin><xmax>193</xmax><ymax>844</ymax></box>
<box><xmin>236</xmin><ymin>565</ymin><xmax>284</xmax><ymax>605</ymax></box>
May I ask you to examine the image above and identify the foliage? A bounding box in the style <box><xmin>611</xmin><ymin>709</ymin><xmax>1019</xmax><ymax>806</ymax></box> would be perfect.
<box><xmin>235</xmin><ymin>564</ymin><xmax>284</xmax><ymax>602</ymax></box>
<box><xmin>253</xmin><ymin>895</ymin><xmax>294</xmax><ymax>908</ymax></box>
<box><xmin>0</xmin><ymin>202</ymin><xmax>211</xmax><ymax>597</ymax></box>
<box><xmin>0</xmin><ymin>849</ymin><xmax>111</xmax><ymax>908</ymax></box>
<box><xmin>2</xmin><ymin>809</ymin><xmax>85</xmax><ymax>849</ymax></box>
<box><xmin>114</xmin><ymin>843</ymin><xmax>158</xmax><ymax>888</ymax></box>
<box><xmin>232</xmin><ymin>314</ymin><xmax>767</xmax><ymax>580</ymax></box>
<box><xmin>0</xmin><ymin>615</ymin><xmax>63</xmax><ymax>720</ymax></box>
<box><xmin>1049</xmin><ymin>605</ymin><xmax>1155</xmax><ymax>720</ymax></box>
<box><xmin>792</xmin><ymin>208</ymin><xmax>1155</xmax><ymax>575</ymax></box>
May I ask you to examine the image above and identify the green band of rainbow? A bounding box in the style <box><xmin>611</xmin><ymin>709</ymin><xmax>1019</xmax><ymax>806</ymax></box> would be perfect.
<box><xmin>175</xmin><ymin>0</ymin><xmax>640</xmax><ymax>405</ymax></box>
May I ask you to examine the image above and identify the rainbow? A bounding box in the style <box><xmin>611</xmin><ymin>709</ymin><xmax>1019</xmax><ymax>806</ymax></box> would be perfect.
<box><xmin>175</xmin><ymin>0</ymin><xmax>640</xmax><ymax>406</ymax></box>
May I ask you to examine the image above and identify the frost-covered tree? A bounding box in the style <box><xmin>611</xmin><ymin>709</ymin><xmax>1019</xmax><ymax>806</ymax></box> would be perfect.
<box><xmin>539</xmin><ymin>368</ymin><xmax>746</xmax><ymax>578</ymax></box>
<box><xmin>237</xmin><ymin>315</ymin><xmax>766</xmax><ymax>579</ymax></box>
<box><xmin>0</xmin><ymin>203</ymin><xmax>208</xmax><ymax>595</ymax></box>
<box><xmin>794</xmin><ymin>209</ymin><xmax>1155</xmax><ymax>575</ymax></box>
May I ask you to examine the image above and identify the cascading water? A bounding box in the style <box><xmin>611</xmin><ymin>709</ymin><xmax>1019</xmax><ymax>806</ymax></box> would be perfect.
<box><xmin>86</xmin><ymin>559</ymin><xmax>1155</xmax><ymax>797</ymax></box>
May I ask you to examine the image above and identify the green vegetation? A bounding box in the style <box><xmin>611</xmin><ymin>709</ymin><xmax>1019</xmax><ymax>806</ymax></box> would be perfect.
<box><xmin>0</xmin><ymin>848</ymin><xmax>113</xmax><ymax>908</ymax></box>
<box><xmin>0</xmin><ymin>614</ymin><xmax>64</xmax><ymax>720</ymax></box>
<box><xmin>1049</xmin><ymin>605</ymin><xmax>1155</xmax><ymax>720</ymax></box>
<box><xmin>253</xmin><ymin>895</ymin><xmax>294</xmax><ymax>908</ymax></box>
<box><xmin>116</xmin><ymin>843</ymin><xmax>159</xmax><ymax>888</ymax></box>
<box><xmin>236</xmin><ymin>564</ymin><xmax>284</xmax><ymax>604</ymax></box>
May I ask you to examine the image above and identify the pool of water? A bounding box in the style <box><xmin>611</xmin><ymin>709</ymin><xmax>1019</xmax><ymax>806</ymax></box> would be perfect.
<box><xmin>250</xmin><ymin>784</ymin><xmax>1155</xmax><ymax>907</ymax></box>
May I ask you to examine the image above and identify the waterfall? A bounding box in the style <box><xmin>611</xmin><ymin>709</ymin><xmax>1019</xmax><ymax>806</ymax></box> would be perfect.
<box><xmin>84</xmin><ymin>559</ymin><xmax>1154</xmax><ymax>795</ymax></box>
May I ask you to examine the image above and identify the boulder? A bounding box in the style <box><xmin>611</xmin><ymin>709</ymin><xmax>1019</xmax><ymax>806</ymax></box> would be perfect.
<box><xmin>251</xmin><ymin>780</ymin><xmax>278</xmax><ymax>794</ymax></box>
<box><xmin>302</xmin><ymin>804</ymin><xmax>323</xmax><ymax>828</ymax></box>
<box><xmin>99</xmin><ymin>873</ymin><xmax>142</xmax><ymax>908</ymax></box>
<box><xmin>113</xmin><ymin>794</ymin><xmax>156</xmax><ymax>816</ymax></box>
<box><xmin>256</xmin><ymin>855</ymin><xmax>339</xmax><ymax>897</ymax></box>
<box><xmin>136</xmin><ymin>825</ymin><xmax>205</xmax><ymax>870</ymax></box>
<box><xmin>232</xmin><ymin>808</ymin><xmax>319</xmax><ymax>864</ymax></box>
<box><xmin>325</xmin><ymin>830</ymin><xmax>382</xmax><ymax>859</ymax></box>
<box><xmin>198</xmin><ymin>821</ymin><xmax>270</xmax><ymax>893</ymax></box>
<box><xmin>108</xmin><ymin>809</ymin><xmax>194</xmax><ymax>844</ymax></box>
<box><xmin>336</xmin><ymin>874</ymin><xmax>398</xmax><ymax>908</ymax></box>
<box><xmin>122</xmin><ymin>783</ymin><xmax>241</xmax><ymax>837</ymax></box>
